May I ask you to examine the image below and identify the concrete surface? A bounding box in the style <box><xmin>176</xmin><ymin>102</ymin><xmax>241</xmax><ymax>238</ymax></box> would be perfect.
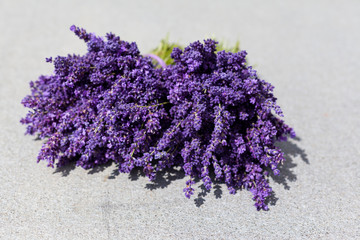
<box><xmin>1</xmin><ymin>0</ymin><xmax>359</xmax><ymax>239</ymax></box>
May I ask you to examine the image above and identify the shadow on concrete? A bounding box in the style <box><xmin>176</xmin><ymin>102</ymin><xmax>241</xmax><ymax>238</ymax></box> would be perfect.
<box><xmin>53</xmin><ymin>162</ymin><xmax>77</xmax><ymax>176</ymax></box>
<box><xmin>87</xmin><ymin>161</ymin><xmax>113</xmax><ymax>174</ymax></box>
<box><xmin>194</xmin><ymin>137</ymin><xmax>309</xmax><ymax>208</ymax></box>
<box><xmin>144</xmin><ymin>167</ymin><xmax>185</xmax><ymax>190</ymax></box>
<box><xmin>53</xmin><ymin>160</ymin><xmax>112</xmax><ymax>176</ymax></box>
<box><xmin>272</xmin><ymin>137</ymin><xmax>309</xmax><ymax>189</ymax></box>
<box><xmin>266</xmin><ymin>136</ymin><xmax>309</xmax><ymax>206</ymax></box>
<box><xmin>52</xmin><ymin>137</ymin><xmax>308</xmax><ymax>209</ymax></box>
<box><xmin>193</xmin><ymin>173</ymin><xmax>224</xmax><ymax>207</ymax></box>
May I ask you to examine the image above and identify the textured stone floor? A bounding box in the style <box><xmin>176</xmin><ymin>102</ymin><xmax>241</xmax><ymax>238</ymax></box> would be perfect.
<box><xmin>1</xmin><ymin>0</ymin><xmax>359</xmax><ymax>239</ymax></box>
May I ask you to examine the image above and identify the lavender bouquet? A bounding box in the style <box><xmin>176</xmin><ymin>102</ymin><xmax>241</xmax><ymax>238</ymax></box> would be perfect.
<box><xmin>21</xmin><ymin>26</ymin><xmax>295</xmax><ymax>210</ymax></box>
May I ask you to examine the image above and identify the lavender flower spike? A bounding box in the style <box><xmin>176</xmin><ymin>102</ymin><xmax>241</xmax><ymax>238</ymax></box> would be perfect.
<box><xmin>21</xmin><ymin>26</ymin><xmax>295</xmax><ymax>211</ymax></box>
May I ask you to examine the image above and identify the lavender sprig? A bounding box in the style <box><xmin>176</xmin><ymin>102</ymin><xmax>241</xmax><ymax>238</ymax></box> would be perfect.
<box><xmin>150</xmin><ymin>40</ymin><xmax>295</xmax><ymax>210</ymax></box>
<box><xmin>21</xmin><ymin>26</ymin><xmax>295</xmax><ymax>210</ymax></box>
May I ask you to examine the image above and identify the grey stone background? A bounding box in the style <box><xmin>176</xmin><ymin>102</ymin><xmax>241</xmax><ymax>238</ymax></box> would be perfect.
<box><xmin>0</xmin><ymin>0</ymin><xmax>359</xmax><ymax>239</ymax></box>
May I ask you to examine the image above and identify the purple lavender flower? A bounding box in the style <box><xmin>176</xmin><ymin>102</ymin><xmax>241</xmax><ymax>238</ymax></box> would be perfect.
<box><xmin>21</xmin><ymin>26</ymin><xmax>169</xmax><ymax>178</ymax></box>
<box><xmin>21</xmin><ymin>27</ymin><xmax>295</xmax><ymax>211</ymax></box>
<box><xmin>147</xmin><ymin>39</ymin><xmax>295</xmax><ymax>210</ymax></box>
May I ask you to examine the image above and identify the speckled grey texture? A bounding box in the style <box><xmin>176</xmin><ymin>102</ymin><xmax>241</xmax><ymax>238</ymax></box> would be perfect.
<box><xmin>1</xmin><ymin>0</ymin><xmax>359</xmax><ymax>239</ymax></box>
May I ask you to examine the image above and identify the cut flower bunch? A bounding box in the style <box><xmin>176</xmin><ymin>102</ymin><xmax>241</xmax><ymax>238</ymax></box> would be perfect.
<box><xmin>21</xmin><ymin>26</ymin><xmax>295</xmax><ymax>210</ymax></box>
